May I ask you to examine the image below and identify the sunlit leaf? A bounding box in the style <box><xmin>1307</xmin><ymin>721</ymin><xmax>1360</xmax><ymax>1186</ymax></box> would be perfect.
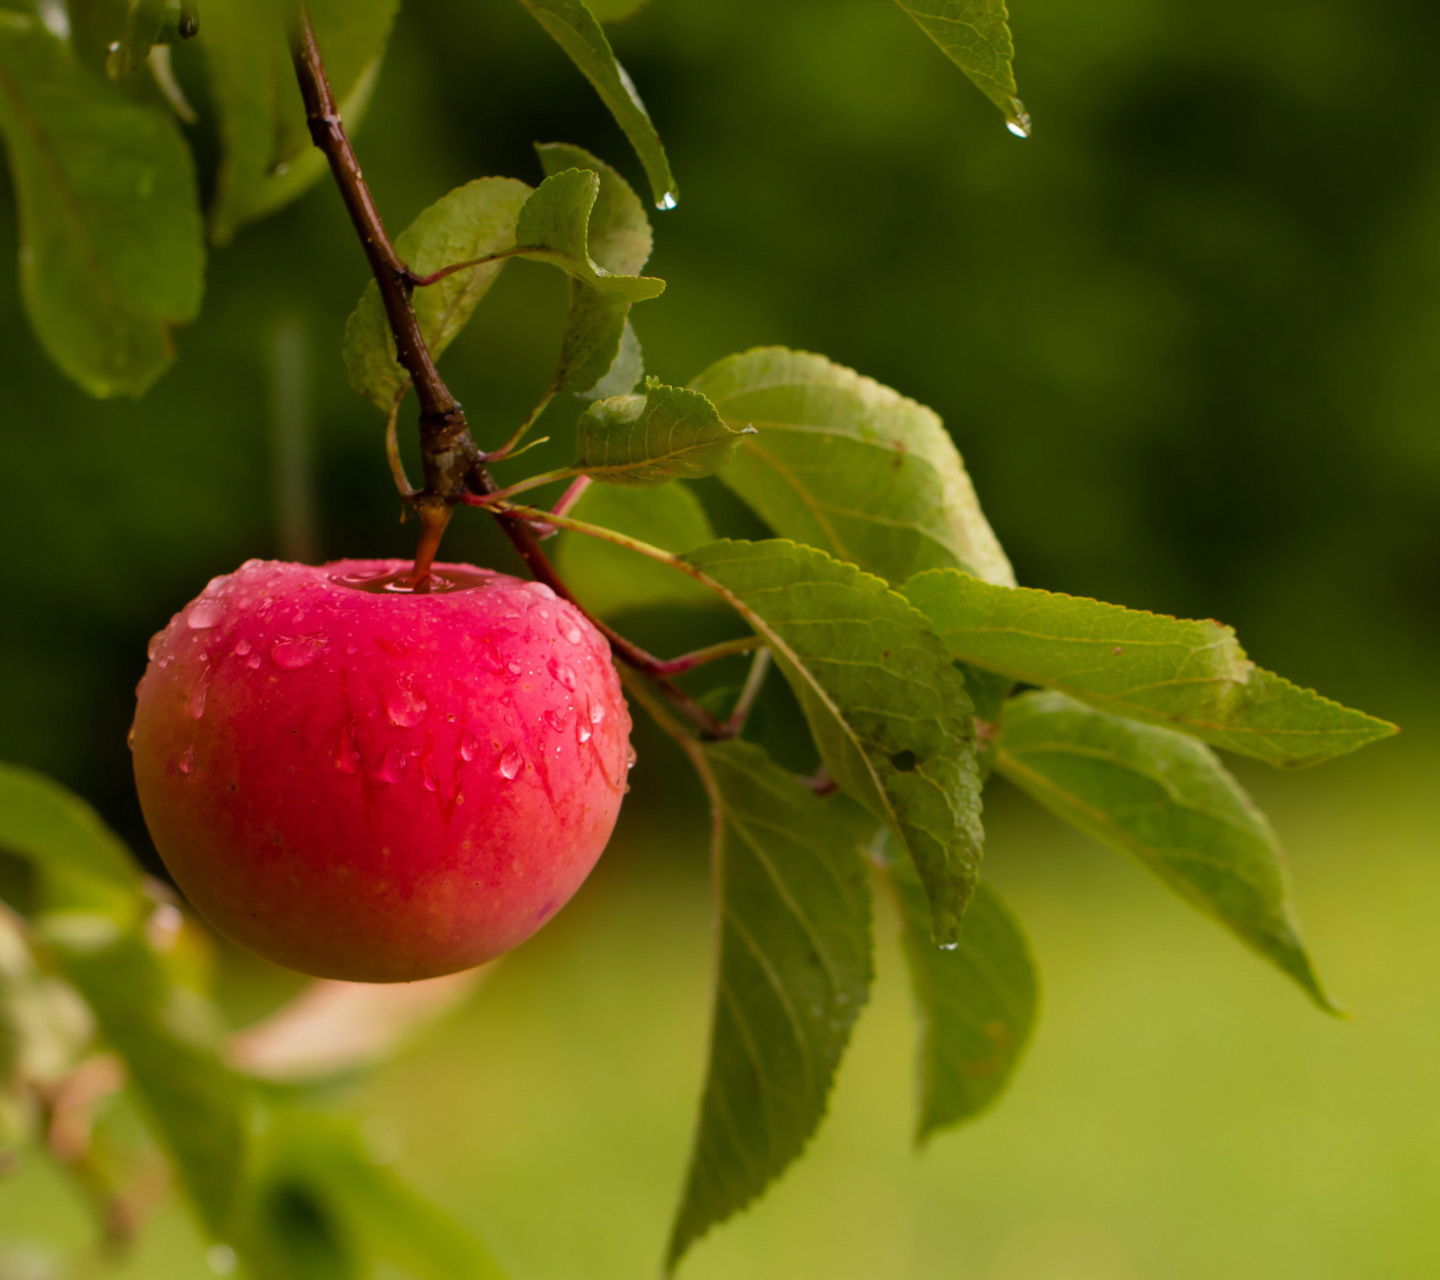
<box><xmin>555</xmin><ymin>480</ymin><xmax>717</xmax><ymax>617</ymax></box>
<box><xmin>514</xmin><ymin>0</ymin><xmax>675</xmax><ymax>207</ymax></box>
<box><xmin>995</xmin><ymin>690</ymin><xmax>1334</xmax><ymax>1009</ymax></box>
<box><xmin>904</xmin><ymin>568</ymin><xmax>1398</xmax><ymax>767</ymax></box>
<box><xmin>669</xmin><ymin>740</ymin><xmax>873</xmax><ymax>1268</ymax></box>
<box><xmin>575</xmin><ymin>379</ymin><xmax>750</xmax><ymax>485</ymax></box>
<box><xmin>344</xmin><ymin>177</ymin><xmax>531</xmax><ymax>410</ymax></box>
<box><xmin>537</xmin><ymin>141</ymin><xmax>652</xmax><ymax>393</ymax></box>
<box><xmin>879</xmin><ymin>846</ymin><xmax>1036</xmax><ymax>1141</ymax></box>
<box><xmin>893</xmin><ymin>0</ymin><xmax>1030</xmax><ymax>135</ymax></box>
<box><xmin>0</xmin><ymin>13</ymin><xmax>203</xmax><ymax>397</ymax></box>
<box><xmin>683</xmin><ymin>540</ymin><xmax>983</xmax><ymax>944</ymax></box>
<box><xmin>202</xmin><ymin>0</ymin><xmax>398</xmax><ymax>243</ymax></box>
<box><xmin>693</xmin><ymin>348</ymin><xmax>1014</xmax><ymax>588</ymax></box>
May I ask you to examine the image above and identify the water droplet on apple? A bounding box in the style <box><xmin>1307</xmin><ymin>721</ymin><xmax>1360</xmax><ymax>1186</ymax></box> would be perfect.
<box><xmin>497</xmin><ymin>745</ymin><xmax>523</xmax><ymax>780</ymax></box>
<box><xmin>506</xmin><ymin>660</ymin><xmax>524</xmax><ymax>676</ymax></box>
<box><xmin>233</xmin><ymin>638</ymin><xmax>252</xmax><ymax>657</ymax></box>
<box><xmin>420</xmin><ymin>752</ymin><xmax>440</xmax><ymax>791</ymax></box>
<box><xmin>271</xmin><ymin>635</ymin><xmax>327</xmax><ymax>669</ymax></box>
<box><xmin>545</xmin><ymin>706</ymin><xmax>572</xmax><ymax>732</ymax></box>
<box><xmin>187</xmin><ymin>599</ymin><xmax>224</xmax><ymax>629</ymax></box>
<box><xmin>589</xmin><ymin>699</ymin><xmax>606</xmax><ymax>725</ymax></box>
<box><xmin>378</xmin><ymin>746</ymin><xmax>407</xmax><ymax>784</ymax></box>
<box><xmin>178</xmin><ymin>745</ymin><xmax>196</xmax><ymax>774</ymax></box>
<box><xmin>523</xmin><ymin>581</ymin><xmax>556</xmax><ymax>602</ymax></box>
<box><xmin>626</xmin><ymin>745</ymin><xmax>637</xmax><ymax>771</ymax></box>
<box><xmin>460</xmin><ymin>730</ymin><xmax>479</xmax><ymax>762</ymax></box>
<box><xmin>147</xmin><ymin>632</ymin><xmax>165</xmax><ymax>661</ymax></box>
<box><xmin>577</xmin><ymin>720</ymin><xmax>592</xmax><ymax>744</ymax></box>
<box><xmin>550</xmin><ymin>660</ymin><xmax>578</xmax><ymax>691</ymax></box>
<box><xmin>245</xmin><ymin>653</ymin><xmax>262</xmax><ymax>669</ymax></box>
<box><xmin>385</xmin><ymin>680</ymin><xmax>428</xmax><ymax>728</ymax></box>
<box><xmin>186</xmin><ymin>676</ymin><xmax>210</xmax><ymax>719</ymax></box>
<box><xmin>558</xmin><ymin>616</ymin><xmax>584</xmax><ymax>645</ymax></box>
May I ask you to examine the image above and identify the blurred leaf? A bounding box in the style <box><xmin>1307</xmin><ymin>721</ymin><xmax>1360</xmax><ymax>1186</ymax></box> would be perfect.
<box><xmin>669</xmin><ymin>740</ymin><xmax>873</xmax><ymax>1269</ymax></box>
<box><xmin>244</xmin><ymin>1110</ymin><xmax>506</xmax><ymax>1280</ymax></box>
<box><xmin>880</xmin><ymin>849</ymin><xmax>1036</xmax><ymax>1141</ymax></box>
<box><xmin>555</xmin><ymin>480</ymin><xmax>717</xmax><ymax>617</ymax></box>
<box><xmin>0</xmin><ymin>764</ymin><xmax>247</xmax><ymax>1233</ymax></box>
<box><xmin>344</xmin><ymin>177</ymin><xmax>531</xmax><ymax>410</ymax></box>
<box><xmin>0</xmin><ymin>906</ymin><xmax>94</xmax><ymax>1090</ymax></box>
<box><xmin>69</xmin><ymin>0</ymin><xmax>131</xmax><ymax>74</ymax></box>
<box><xmin>575</xmin><ymin>379</ymin><xmax>750</xmax><ymax>485</ymax></box>
<box><xmin>904</xmin><ymin>569</ymin><xmax>1398</xmax><ymax>768</ymax></box>
<box><xmin>514</xmin><ymin>0</ymin><xmax>675</xmax><ymax>207</ymax></box>
<box><xmin>105</xmin><ymin>0</ymin><xmax>167</xmax><ymax>78</ymax></box>
<box><xmin>683</xmin><ymin>540</ymin><xmax>983</xmax><ymax>944</ymax></box>
<box><xmin>586</xmin><ymin>0</ymin><xmax>650</xmax><ymax>19</ymax></box>
<box><xmin>893</xmin><ymin>0</ymin><xmax>1029</xmax><ymax>135</ymax></box>
<box><xmin>692</xmin><ymin>348</ymin><xmax>1014</xmax><ymax>587</ymax></box>
<box><xmin>203</xmin><ymin>0</ymin><xmax>398</xmax><ymax>242</ymax></box>
<box><xmin>0</xmin><ymin>13</ymin><xmax>203</xmax><ymax>397</ymax></box>
<box><xmin>536</xmin><ymin>141</ymin><xmax>652</xmax><ymax>393</ymax></box>
<box><xmin>995</xmin><ymin>690</ymin><xmax>1334</xmax><ymax>1009</ymax></box>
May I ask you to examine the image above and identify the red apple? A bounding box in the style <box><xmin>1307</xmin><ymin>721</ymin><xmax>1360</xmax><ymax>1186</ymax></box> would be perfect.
<box><xmin>131</xmin><ymin>558</ymin><xmax>632</xmax><ymax>982</ymax></box>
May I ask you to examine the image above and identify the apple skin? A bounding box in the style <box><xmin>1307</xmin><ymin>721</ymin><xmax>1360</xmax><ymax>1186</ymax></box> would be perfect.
<box><xmin>131</xmin><ymin>558</ymin><xmax>632</xmax><ymax>982</ymax></box>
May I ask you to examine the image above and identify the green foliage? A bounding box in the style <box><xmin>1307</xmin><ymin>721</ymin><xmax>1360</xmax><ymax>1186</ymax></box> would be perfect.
<box><xmin>555</xmin><ymin>481</ymin><xmax>718</xmax><ymax>616</ymax></box>
<box><xmin>893</xmin><ymin>0</ymin><xmax>1028</xmax><ymax>135</ymax></box>
<box><xmin>574</xmin><ymin>379</ymin><xmax>751</xmax><ymax>485</ymax></box>
<box><xmin>0</xmin><ymin>763</ymin><xmax>499</xmax><ymax>1273</ymax></box>
<box><xmin>904</xmin><ymin>568</ymin><xmax>1397</xmax><ymax>767</ymax></box>
<box><xmin>345</xmin><ymin>177</ymin><xmax>531</xmax><ymax>410</ymax></box>
<box><xmin>995</xmin><ymin>691</ymin><xmax>1333</xmax><ymax>1009</ymax></box>
<box><xmin>692</xmin><ymin>347</ymin><xmax>1015</xmax><ymax>588</ymax></box>
<box><xmin>880</xmin><ymin>851</ymin><xmax>1037</xmax><ymax>1142</ymax></box>
<box><xmin>668</xmin><ymin>740</ymin><xmax>874</xmax><ymax>1269</ymax></box>
<box><xmin>203</xmin><ymin>0</ymin><xmax>398</xmax><ymax>243</ymax></box>
<box><xmin>0</xmin><ymin>12</ymin><xmax>203</xmax><ymax>397</ymax></box>
<box><xmin>536</xmin><ymin>141</ymin><xmax>654</xmax><ymax>394</ymax></box>
<box><xmin>683</xmin><ymin>539</ymin><xmax>983</xmax><ymax>945</ymax></box>
<box><xmin>514</xmin><ymin>0</ymin><xmax>676</xmax><ymax>207</ymax></box>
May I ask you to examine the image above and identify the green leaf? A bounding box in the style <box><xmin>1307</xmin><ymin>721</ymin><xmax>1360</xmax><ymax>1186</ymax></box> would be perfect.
<box><xmin>0</xmin><ymin>13</ymin><xmax>204</xmax><ymax>397</ymax></box>
<box><xmin>202</xmin><ymin>0</ymin><xmax>398</xmax><ymax>243</ymax></box>
<box><xmin>893</xmin><ymin>0</ymin><xmax>1030</xmax><ymax>135</ymax></box>
<box><xmin>106</xmin><ymin>0</ymin><xmax>168</xmax><ymax>78</ymax></box>
<box><xmin>880</xmin><ymin>849</ymin><xmax>1037</xmax><ymax>1141</ymax></box>
<box><xmin>243</xmin><ymin>1110</ymin><xmax>507</xmax><ymax>1280</ymax></box>
<box><xmin>683</xmin><ymin>540</ymin><xmax>983</xmax><ymax>944</ymax></box>
<box><xmin>574</xmin><ymin>379</ymin><xmax>751</xmax><ymax>485</ymax></box>
<box><xmin>554</xmin><ymin>480</ymin><xmax>718</xmax><ymax>617</ymax></box>
<box><xmin>904</xmin><ymin>568</ymin><xmax>1398</xmax><ymax>768</ymax></box>
<box><xmin>344</xmin><ymin>177</ymin><xmax>532</xmax><ymax>411</ymax></box>
<box><xmin>995</xmin><ymin>691</ymin><xmax>1334</xmax><ymax>1010</ymax></box>
<box><xmin>0</xmin><ymin>763</ymin><xmax>247</xmax><ymax>1233</ymax></box>
<box><xmin>691</xmin><ymin>348</ymin><xmax>1014</xmax><ymax>588</ymax></box>
<box><xmin>514</xmin><ymin>0</ymin><xmax>676</xmax><ymax>207</ymax></box>
<box><xmin>536</xmin><ymin>141</ymin><xmax>653</xmax><ymax>394</ymax></box>
<box><xmin>669</xmin><ymin>740</ymin><xmax>873</xmax><ymax>1269</ymax></box>
<box><xmin>586</xmin><ymin>0</ymin><xmax>650</xmax><ymax>19</ymax></box>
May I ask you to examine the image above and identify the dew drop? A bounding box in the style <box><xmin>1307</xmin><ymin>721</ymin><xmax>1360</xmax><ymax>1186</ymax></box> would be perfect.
<box><xmin>187</xmin><ymin>599</ymin><xmax>224</xmax><ymax>630</ymax></box>
<box><xmin>385</xmin><ymin>680</ymin><xmax>428</xmax><ymax>728</ymax></box>
<box><xmin>178</xmin><ymin>745</ymin><xmax>196</xmax><ymax>774</ymax></box>
<box><xmin>1005</xmin><ymin>97</ymin><xmax>1032</xmax><ymax>138</ymax></box>
<box><xmin>626</xmin><ymin>745</ymin><xmax>637</xmax><ymax>771</ymax></box>
<box><xmin>497</xmin><ymin>745</ymin><xmax>523</xmax><ymax>781</ymax></box>
<box><xmin>271</xmin><ymin>635</ymin><xmax>327</xmax><ymax>670</ymax></box>
<box><xmin>378</xmin><ymin>746</ymin><xmax>407</xmax><ymax>784</ymax></box>
<box><xmin>577</xmin><ymin>720</ymin><xmax>592</xmax><ymax>744</ymax></box>
<box><xmin>545</xmin><ymin>706</ymin><xmax>572</xmax><ymax>732</ymax></box>
<box><xmin>460</xmin><ymin>729</ymin><xmax>479</xmax><ymax>762</ymax></box>
<box><xmin>420</xmin><ymin>753</ymin><xmax>440</xmax><ymax>792</ymax></box>
<box><xmin>186</xmin><ymin>677</ymin><xmax>210</xmax><ymax>720</ymax></box>
<box><xmin>558</xmin><ymin>617</ymin><xmax>584</xmax><ymax>645</ymax></box>
<box><xmin>938</xmin><ymin>940</ymin><xmax>960</xmax><ymax>951</ymax></box>
<box><xmin>550</xmin><ymin>660</ymin><xmax>578</xmax><ymax>691</ymax></box>
<box><xmin>506</xmin><ymin>660</ymin><xmax>524</xmax><ymax>676</ymax></box>
<box><xmin>523</xmin><ymin>581</ymin><xmax>556</xmax><ymax>602</ymax></box>
<box><xmin>147</xmin><ymin>632</ymin><xmax>165</xmax><ymax>661</ymax></box>
<box><xmin>233</xmin><ymin>638</ymin><xmax>252</xmax><ymax>657</ymax></box>
<box><xmin>589</xmin><ymin>699</ymin><xmax>606</xmax><ymax>726</ymax></box>
<box><xmin>245</xmin><ymin>653</ymin><xmax>262</xmax><ymax>669</ymax></box>
<box><xmin>657</xmin><ymin>190</ymin><xmax>678</xmax><ymax>211</ymax></box>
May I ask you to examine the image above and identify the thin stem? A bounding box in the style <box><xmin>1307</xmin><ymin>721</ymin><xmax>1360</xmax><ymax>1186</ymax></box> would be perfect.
<box><xmin>460</xmin><ymin>467</ymin><xmax>577</xmax><ymax>509</ymax></box>
<box><xmin>410</xmin><ymin>246</ymin><xmax>534</xmax><ymax>287</ymax></box>
<box><xmin>651</xmin><ymin>634</ymin><xmax>762</xmax><ymax>677</ymax></box>
<box><xmin>291</xmin><ymin>9</ymin><xmax>479</xmax><ymax>507</ymax></box>
<box><xmin>526</xmin><ymin>475</ymin><xmax>591</xmax><ymax>540</ymax></box>
<box><xmin>384</xmin><ymin>390</ymin><xmax>418</xmax><ymax>498</ymax></box>
<box><xmin>486</xmin><ymin>387</ymin><xmax>558</xmax><ymax>462</ymax></box>
<box><xmin>724</xmin><ymin>647</ymin><xmax>772</xmax><ymax>734</ymax></box>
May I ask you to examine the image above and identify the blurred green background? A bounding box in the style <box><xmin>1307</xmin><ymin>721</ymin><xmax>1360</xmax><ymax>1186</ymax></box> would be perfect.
<box><xmin>2</xmin><ymin>0</ymin><xmax>1438</xmax><ymax>1275</ymax></box>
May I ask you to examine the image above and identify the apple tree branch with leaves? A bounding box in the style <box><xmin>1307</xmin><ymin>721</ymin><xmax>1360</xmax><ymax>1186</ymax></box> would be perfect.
<box><xmin>0</xmin><ymin>0</ymin><xmax>1396</xmax><ymax>1275</ymax></box>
